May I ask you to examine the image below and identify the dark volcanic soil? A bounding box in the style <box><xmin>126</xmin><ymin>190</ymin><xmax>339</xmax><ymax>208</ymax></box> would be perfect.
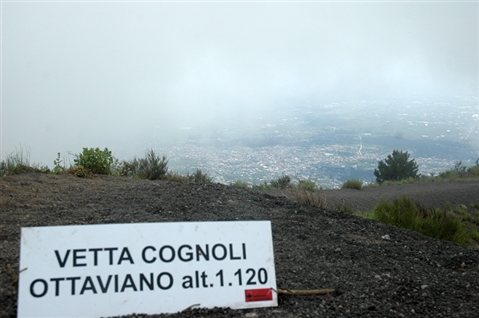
<box><xmin>1</xmin><ymin>173</ymin><xmax>478</xmax><ymax>317</ymax></box>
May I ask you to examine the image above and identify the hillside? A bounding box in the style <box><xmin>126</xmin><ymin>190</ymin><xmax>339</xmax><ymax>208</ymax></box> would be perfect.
<box><xmin>1</xmin><ymin>173</ymin><xmax>478</xmax><ymax>317</ymax></box>
<box><xmin>269</xmin><ymin>180</ymin><xmax>479</xmax><ymax>212</ymax></box>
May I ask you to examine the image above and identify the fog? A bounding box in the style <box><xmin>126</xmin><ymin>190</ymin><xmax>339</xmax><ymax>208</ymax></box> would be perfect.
<box><xmin>2</xmin><ymin>1</ymin><xmax>478</xmax><ymax>167</ymax></box>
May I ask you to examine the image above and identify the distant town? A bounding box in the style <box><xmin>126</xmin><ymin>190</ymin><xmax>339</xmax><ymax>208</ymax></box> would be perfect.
<box><xmin>117</xmin><ymin>97</ymin><xmax>479</xmax><ymax>189</ymax></box>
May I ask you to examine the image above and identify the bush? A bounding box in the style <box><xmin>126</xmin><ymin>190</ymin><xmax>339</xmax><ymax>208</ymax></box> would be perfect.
<box><xmin>468</xmin><ymin>165</ymin><xmax>479</xmax><ymax>175</ymax></box>
<box><xmin>187</xmin><ymin>169</ymin><xmax>213</xmax><ymax>184</ymax></box>
<box><xmin>113</xmin><ymin>159</ymin><xmax>136</xmax><ymax>177</ymax></box>
<box><xmin>134</xmin><ymin>149</ymin><xmax>168</xmax><ymax>180</ymax></box>
<box><xmin>270</xmin><ymin>175</ymin><xmax>291</xmax><ymax>190</ymax></box>
<box><xmin>297</xmin><ymin>179</ymin><xmax>317</xmax><ymax>191</ymax></box>
<box><xmin>468</xmin><ymin>159</ymin><xmax>479</xmax><ymax>176</ymax></box>
<box><xmin>371</xmin><ymin>196</ymin><xmax>478</xmax><ymax>248</ymax></box>
<box><xmin>338</xmin><ymin>204</ymin><xmax>357</xmax><ymax>215</ymax></box>
<box><xmin>342</xmin><ymin>179</ymin><xmax>362</xmax><ymax>190</ymax></box>
<box><xmin>74</xmin><ymin>147</ymin><xmax>114</xmax><ymax>175</ymax></box>
<box><xmin>438</xmin><ymin>170</ymin><xmax>457</xmax><ymax>180</ymax></box>
<box><xmin>374</xmin><ymin>150</ymin><xmax>419</xmax><ymax>184</ymax></box>
<box><xmin>68</xmin><ymin>165</ymin><xmax>92</xmax><ymax>178</ymax></box>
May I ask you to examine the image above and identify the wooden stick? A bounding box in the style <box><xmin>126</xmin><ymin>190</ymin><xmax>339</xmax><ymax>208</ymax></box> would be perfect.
<box><xmin>277</xmin><ymin>288</ymin><xmax>335</xmax><ymax>295</ymax></box>
<box><xmin>181</xmin><ymin>303</ymin><xmax>200</xmax><ymax>312</ymax></box>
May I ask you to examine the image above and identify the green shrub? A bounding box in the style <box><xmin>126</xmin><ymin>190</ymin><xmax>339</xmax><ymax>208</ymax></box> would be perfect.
<box><xmin>471</xmin><ymin>209</ymin><xmax>479</xmax><ymax>226</ymax></box>
<box><xmin>468</xmin><ymin>165</ymin><xmax>479</xmax><ymax>176</ymax></box>
<box><xmin>270</xmin><ymin>175</ymin><xmax>291</xmax><ymax>190</ymax></box>
<box><xmin>74</xmin><ymin>147</ymin><xmax>114</xmax><ymax>175</ymax></box>
<box><xmin>438</xmin><ymin>170</ymin><xmax>456</xmax><ymax>180</ymax></box>
<box><xmin>251</xmin><ymin>181</ymin><xmax>271</xmax><ymax>190</ymax></box>
<box><xmin>371</xmin><ymin>196</ymin><xmax>478</xmax><ymax>248</ymax></box>
<box><xmin>470</xmin><ymin>202</ymin><xmax>479</xmax><ymax>209</ymax></box>
<box><xmin>339</xmin><ymin>205</ymin><xmax>356</xmax><ymax>215</ymax></box>
<box><xmin>68</xmin><ymin>165</ymin><xmax>92</xmax><ymax>178</ymax></box>
<box><xmin>187</xmin><ymin>169</ymin><xmax>213</xmax><ymax>184</ymax></box>
<box><xmin>297</xmin><ymin>179</ymin><xmax>317</xmax><ymax>191</ymax></box>
<box><xmin>113</xmin><ymin>159</ymin><xmax>135</xmax><ymax>177</ymax></box>
<box><xmin>452</xmin><ymin>205</ymin><xmax>471</xmax><ymax>222</ymax></box>
<box><xmin>342</xmin><ymin>179</ymin><xmax>362</xmax><ymax>190</ymax></box>
<box><xmin>373</xmin><ymin>196</ymin><xmax>418</xmax><ymax>228</ymax></box>
<box><xmin>134</xmin><ymin>149</ymin><xmax>168</xmax><ymax>180</ymax></box>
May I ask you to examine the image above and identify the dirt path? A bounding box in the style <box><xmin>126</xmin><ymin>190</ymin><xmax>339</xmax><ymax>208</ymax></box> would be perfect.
<box><xmin>321</xmin><ymin>180</ymin><xmax>479</xmax><ymax>212</ymax></box>
<box><xmin>265</xmin><ymin>180</ymin><xmax>479</xmax><ymax>212</ymax></box>
<box><xmin>1</xmin><ymin>173</ymin><xmax>478</xmax><ymax>317</ymax></box>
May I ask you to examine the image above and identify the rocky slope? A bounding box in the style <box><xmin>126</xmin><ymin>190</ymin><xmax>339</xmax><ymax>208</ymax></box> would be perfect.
<box><xmin>1</xmin><ymin>173</ymin><xmax>478</xmax><ymax>317</ymax></box>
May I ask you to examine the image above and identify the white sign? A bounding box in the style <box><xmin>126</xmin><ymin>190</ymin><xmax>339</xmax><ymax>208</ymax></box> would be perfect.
<box><xmin>18</xmin><ymin>221</ymin><xmax>277</xmax><ymax>317</ymax></box>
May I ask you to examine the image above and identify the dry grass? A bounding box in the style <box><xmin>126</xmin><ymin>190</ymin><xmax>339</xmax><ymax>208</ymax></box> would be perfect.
<box><xmin>288</xmin><ymin>187</ymin><xmax>327</xmax><ymax>209</ymax></box>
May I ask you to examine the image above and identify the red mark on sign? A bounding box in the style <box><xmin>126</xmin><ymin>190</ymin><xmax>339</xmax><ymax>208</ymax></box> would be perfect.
<box><xmin>244</xmin><ymin>288</ymin><xmax>273</xmax><ymax>302</ymax></box>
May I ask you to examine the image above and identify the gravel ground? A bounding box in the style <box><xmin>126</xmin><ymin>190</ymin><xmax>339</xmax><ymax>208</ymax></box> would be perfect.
<box><xmin>1</xmin><ymin>173</ymin><xmax>478</xmax><ymax>317</ymax></box>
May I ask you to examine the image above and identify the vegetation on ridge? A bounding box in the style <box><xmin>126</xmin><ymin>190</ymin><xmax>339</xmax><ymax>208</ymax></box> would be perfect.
<box><xmin>0</xmin><ymin>147</ymin><xmax>213</xmax><ymax>184</ymax></box>
<box><xmin>0</xmin><ymin>147</ymin><xmax>49</xmax><ymax>176</ymax></box>
<box><xmin>2</xmin><ymin>146</ymin><xmax>479</xmax><ymax>187</ymax></box>
<box><xmin>2</xmin><ymin>146</ymin><xmax>479</xmax><ymax>249</ymax></box>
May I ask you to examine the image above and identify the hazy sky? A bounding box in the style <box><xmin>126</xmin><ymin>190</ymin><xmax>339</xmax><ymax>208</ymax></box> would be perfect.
<box><xmin>2</xmin><ymin>0</ymin><xmax>478</xmax><ymax>166</ymax></box>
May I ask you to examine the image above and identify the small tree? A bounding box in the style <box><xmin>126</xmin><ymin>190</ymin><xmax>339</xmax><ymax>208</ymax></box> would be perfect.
<box><xmin>374</xmin><ymin>150</ymin><xmax>419</xmax><ymax>184</ymax></box>
<box><xmin>270</xmin><ymin>175</ymin><xmax>291</xmax><ymax>189</ymax></box>
<box><xmin>187</xmin><ymin>169</ymin><xmax>213</xmax><ymax>184</ymax></box>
